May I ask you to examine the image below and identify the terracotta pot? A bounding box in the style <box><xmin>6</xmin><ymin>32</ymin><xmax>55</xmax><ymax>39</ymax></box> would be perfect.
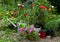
<box><xmin>39</xmin><ymin>32</ymin><xmax>46</xmax><ymax>39</ymax></box>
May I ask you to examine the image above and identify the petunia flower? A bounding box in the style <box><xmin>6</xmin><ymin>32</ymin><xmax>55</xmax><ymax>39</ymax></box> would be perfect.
<box><xmin>30</xmin><ymin>25</ymin><xmax>34</xmax><ymax>29</ymax></box>
<box><xmin>29</xmin><ymin>25</ymin><xmax>34</xmax><ymax>33</ymax></box>
<box><xmin>24</xmin><ymin>28</ymin><xmax>27</xmax><ymax>30</ymax></box>
<box><xmin>29</xmin><ymin>29</ymin><xmax>32</xmax><ymax>33</ymax></box>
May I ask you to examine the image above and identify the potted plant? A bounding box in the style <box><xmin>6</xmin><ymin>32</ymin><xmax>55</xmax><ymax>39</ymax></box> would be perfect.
<box><xmin>46</xmin><ymin>29</ymin><xmax>54</xmax><ymax>38</ymax></box>
<box><xmin>19</xmin><ymin>24</ymin><xmax>39</xmax><ymax>41</ymax></box>
<box><xmin>39</xmin><ymin>29</ymin><xmax>46</xmax><ymax>39</ymax></box>
<box><xmin>26</xmin><ymin>30</ymin><xmax>39</xmax><ymax>41</ymax></box>
<box><xmin>34</xmin><ymin>21</ymin><xmax>46</xmax><ymax>33</ymax></box>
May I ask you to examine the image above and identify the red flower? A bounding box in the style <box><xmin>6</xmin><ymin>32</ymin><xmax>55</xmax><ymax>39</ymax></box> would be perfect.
<box><xmin>39</xmin><ymin>32</ymin><xmax>46</xmax><ymax>39</ymax></box>
<box><xmin>32</xmin><ymin>4</ymin><xmax>34</xmax><ymax>7</ymax></box>
<box><xmin>24</xmin><ymin>13</ymin><xmax>26</xmax><ymax>17</ymax></box>
<box><xmin>39</xmin><ymin>5</ymin><xmax>46</xmax><ymax>10</ymax></box>
<box><xmin>13</xmin><ymin>11</ymin><xmax>17</xmax><ymax>16</ymax></box>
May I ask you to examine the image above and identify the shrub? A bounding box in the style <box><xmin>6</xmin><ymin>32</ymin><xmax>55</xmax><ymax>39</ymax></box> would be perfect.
<box><xmin>44</xmin><ymin>17</ymin><xmax>60</xmax><ymax>31</ymax></box>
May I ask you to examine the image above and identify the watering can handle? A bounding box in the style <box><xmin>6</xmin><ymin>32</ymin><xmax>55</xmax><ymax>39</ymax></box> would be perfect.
<box><xmin>7</xmin><ymin>18</ymin><xmax>17</xmax><ymax>27</ymax></box>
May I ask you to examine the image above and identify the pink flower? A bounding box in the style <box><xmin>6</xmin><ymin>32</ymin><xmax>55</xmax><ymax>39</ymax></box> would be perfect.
<box><xmin>19</xmin><ymin>28</ymin><xmax>27</xmax><ymax>31</ymax></box>
<box><xmin>19</xmin><ymin>28</ymin><xmax>24</xmax><ymax>31</ymax></box>
<box><xmin>29</xmin><ymin>29</ymin><xmax>32</xmax><ymax>33</ymax></box>
<box><xmin>29</xmin><ymin>25</ymin><xmax>34</xmax><ymax>33</ymax></box>
<box><xmin>39</xmin><ymin>5</ymin><xmax>46</xmax><ymax>10</ymax></box>
<box><xmin>19</xmin><ymin>28</ymin><xmax>25</xmax><ymax>35</ymax></box>
<box><xmin>30</xmin><ymin>25</ymin><xmax>34</xmax><ymax>29</ymax></box>
<box><xmin>24</xmin><ymin>28</ymin><xmax>27</xmax><ymax>30</ymax></box>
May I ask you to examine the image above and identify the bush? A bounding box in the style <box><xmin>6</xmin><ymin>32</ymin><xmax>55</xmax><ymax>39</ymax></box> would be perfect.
<box><xmin>44</xmin><ymin>16</ymin><xmax>60</xmax><ymax>31</ymax></box>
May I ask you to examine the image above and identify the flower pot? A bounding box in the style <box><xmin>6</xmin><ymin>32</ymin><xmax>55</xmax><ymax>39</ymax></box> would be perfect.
<box><xmin>34</xmin><ymin>21</ymin><xmax>41</xmax><ymax>28</ymax></box>
<box><xmin>34</xmin><ymin>28</ymin><xmax>41</xmax><ymax>33</ymax></box>
<box><xmin>39</xmin><ymin>32</ymin><xmax>46</xmax><ymax>39</ymax></box>
<box><xmin>8</xmin><ymin>23</ymin><xmax>17</xmax><ymax>30</ymax></box>
<box><xmin>34</xmin><ymin>22</ymin><xmax>44</xmax><ymax>29</ymax></box>
<box><xmin>46</xmin><ymin>29</ymin><xmax>54</xmax><ymax>37</ymax></box>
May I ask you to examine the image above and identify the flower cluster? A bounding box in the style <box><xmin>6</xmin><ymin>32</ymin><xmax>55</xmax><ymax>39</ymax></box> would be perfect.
<box><xmin>19</xmin><ymin>24</ymin><xmax>35</xmax><ymax>35</ymax></box>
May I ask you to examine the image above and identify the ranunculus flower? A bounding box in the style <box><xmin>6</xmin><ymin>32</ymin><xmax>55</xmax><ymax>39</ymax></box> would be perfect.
<box><xmin>24</xmin><ymin>13</ymin><xmax>26</xmax><ymax>17</ymax></box>
<box><xmin>39</xmin><ymin>5</ymin><xmax>46</xmax><ymax>10</ymax></box>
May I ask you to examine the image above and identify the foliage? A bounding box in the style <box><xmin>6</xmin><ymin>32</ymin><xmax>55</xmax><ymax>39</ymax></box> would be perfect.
<box><xmin>27</xmin><ymin>30</ymin><xmax>39</xmax><ymax>41</ymax></box>
<box><xmin>44</xmin><ymin>15</ymin><xmax>60</xmax><ymax>31</ymax></box>
<box><xmin>0</xmin><ymin>0</ymin><xmax>59</xmax><ymax>41</ymax></box>
<box><xmin>40</xmin><ymin>29</ymin><xmax>46</xmax><ymax>32</ymax></box>
<box><xmin>45</xmin><ymin>20</ymin><xmax>58</xmax><ymax>30</ymax></box>
<box><xmin>19</xmin><ymin>25</ymin><xmax>39</xmax><ymax>41</ymax></box>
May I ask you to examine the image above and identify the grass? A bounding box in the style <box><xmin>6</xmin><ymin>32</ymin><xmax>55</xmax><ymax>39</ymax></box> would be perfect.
<box><xmin>0</xmin><ymin>26</ymin><xmax>20</xmax><ymax>42</ymax></box>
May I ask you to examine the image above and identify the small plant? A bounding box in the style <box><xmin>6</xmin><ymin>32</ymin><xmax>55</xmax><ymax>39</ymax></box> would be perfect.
<box><xmin>27</xmin><ymin>30</ymin><xmax>39</xmax><ymax>41</ymax></box>
<box><xmin>19</xmin><ymin>24</ymin><xmax>39</xmax><ymax>41</ymax></box>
